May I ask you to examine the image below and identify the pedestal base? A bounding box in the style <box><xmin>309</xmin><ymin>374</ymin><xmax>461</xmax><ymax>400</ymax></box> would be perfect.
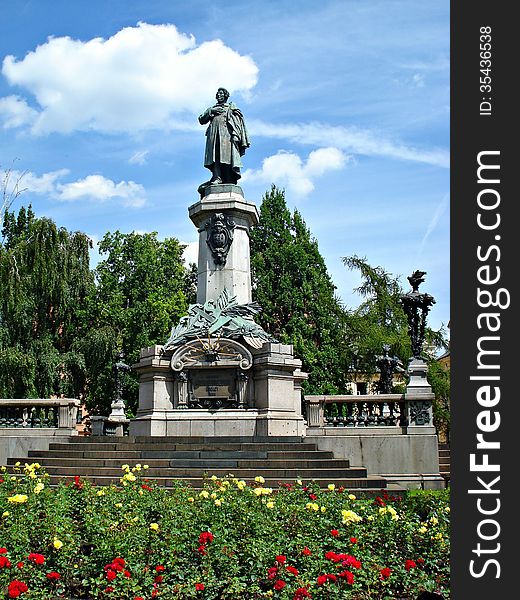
<box><xmin>129</xmin><ymin>342</ymin><xmax>308</xmax><ymax>438</ymax></box>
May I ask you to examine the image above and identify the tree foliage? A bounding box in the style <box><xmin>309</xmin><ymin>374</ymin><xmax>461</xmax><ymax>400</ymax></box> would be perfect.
<box><xmin>0</xmin><ymin>206</ymin><xmax>195</xmax><ymax>416</ymax></box>
<box><xmin>82</xmin><ymin>231</ymin><xmax>196</xmax><ymax>415</ymax></box>
<box><xmin>250</xmin><ymin>186</ymin><xmax>347</xmax><ymax>394</ymax></box>
<box><xmin>0</xmin><ymin>205</ymin><xmax>93</xmax><ymax>398</ymax></box>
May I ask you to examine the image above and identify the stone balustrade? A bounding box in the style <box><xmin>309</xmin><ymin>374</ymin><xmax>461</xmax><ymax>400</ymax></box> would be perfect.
<box><xmin>0</xmin><ymin>398</ymin><xmax>80</xmax><ymax>430</ymax></box>
<box><xmin>304</xmin><ymin>394</ymin><xmax>407</xmax><ymax>428</ymax></box>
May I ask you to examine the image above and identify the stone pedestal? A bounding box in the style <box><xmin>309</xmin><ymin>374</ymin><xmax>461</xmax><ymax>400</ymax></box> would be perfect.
<box><xmin>188</xmin><ymin>185</ymin><xmax>258</xmax><ymax>305</ymax></box>
<box><xmin>405</xmin><ymin>358</ymin><xmax>435</xmax><ymax>435</ymax></box>
<box><xmin>129</xmin><ymin>342</ymin><xmax>307</xmax><ymax>438</ymax></box>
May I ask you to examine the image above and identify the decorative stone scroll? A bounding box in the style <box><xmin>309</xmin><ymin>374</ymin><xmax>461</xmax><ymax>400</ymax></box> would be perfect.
<box><xmin>170</xmin><ymin>338</ymin><xmax>253</xmax><ymax>372</ymax></box>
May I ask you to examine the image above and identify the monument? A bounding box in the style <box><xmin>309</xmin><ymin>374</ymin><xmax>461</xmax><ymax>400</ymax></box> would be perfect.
<box><xmin>130</xmin><ymin>89</ymin><xmax>307</xmax><ymax>437</ymax></box>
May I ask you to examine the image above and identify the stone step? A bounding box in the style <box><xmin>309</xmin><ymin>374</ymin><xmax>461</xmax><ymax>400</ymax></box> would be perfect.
<box><xmin>70</xmin><ymin>435</ymin><xmax>308</xmax><ymax>445</ymax></box>
<box><xmin>42</xmin><ymin>474</ymin><xmax>388</xmax><ymax>490</ymax></box>
<box><xmin>29</xmin><ymin>465</ymin><xmax>369</xmax><ymax>479</ymax></box>
<box><xmin>14</xmin><ymin>457</ymin><xmax>350</xmax><ymax>469</ymax></box>
<box><xmin>47</xmin><ymin>442</ymin><xmax>320</xmax><ymax>452</ymax></box>
<box><xmin>29</xmin><ymin>449</ymin><xmax>335</xmax><ymax>461</ymax></box>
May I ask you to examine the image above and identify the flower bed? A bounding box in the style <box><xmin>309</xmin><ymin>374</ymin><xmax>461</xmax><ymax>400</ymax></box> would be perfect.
<box><xmin>0</xmin><ymin>464</ymin><xmax>450</xmax><ymax>599</ymax></box>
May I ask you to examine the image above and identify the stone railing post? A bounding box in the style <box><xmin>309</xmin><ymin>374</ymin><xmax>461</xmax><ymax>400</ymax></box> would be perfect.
<box><xmin>58</xmin><ymin>398</ymin><xmax>80</xmax><ymax>429</ymax></box>
<box><xmin>304</xmin><ymin>395</ymin><xmax>325</xmax><ymax>427</ymax></box>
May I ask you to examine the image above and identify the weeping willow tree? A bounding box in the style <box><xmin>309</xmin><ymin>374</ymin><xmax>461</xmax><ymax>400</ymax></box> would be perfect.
<box><xmin>0</xmin><ymin>205</ymin><xmax>93</xmax><ymax>398</ymax></box>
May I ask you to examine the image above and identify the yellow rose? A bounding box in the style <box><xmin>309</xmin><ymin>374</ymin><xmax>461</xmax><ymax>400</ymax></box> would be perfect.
<box><xmin>7</xmin><ymin>494</ymin><xmax>28</xmax><ymax>504</ymax></box>
<box><xmin>97</xmin><ymin>490</ymin><xmax>105</xmax><ymax>496</ymax></box>
<box><xmin>199</xmin><ymin>491</ymin><xmax>209</xmax><ymax>499</ymax></box>
<box><xmin>266</xmin><ymin>501</ymin><xmax>275</xmax><ymax>509</ymax></box>
<box><xmin>328</xmin><ymin>484</ymin><xmax>335</xmax><ymax>491</ymax></box>
<box><xmin>188</xmin><ymin>497</ymin><xmax>194</xmax><ymax>503</ymax></box>
<box><xmin>214</xmin><ymin>499</ymin><xmax>222</xmax><ymax>506</ymax></box>
<box><xmin>254</xmin><ymin>476</ymin><xmax>265</xmax><ymax>484</ymax></box>
<box><xmin>150</xmin><ymin>522</ymin><xmax>159</xmax><ymax>531</ymax></box>
<box><xmin>53</xmin><ymin>538</ymin><xmax>63</xmax><ymax>550</ymax></box>
<box><xmin>2</xmin><ymin>511</ymin><xmax>10</xmax><ymax>518</ymax></box>
<box><xmin>341</xmin><ymin>509</ymin><xmax>362</xmax><ymax>524</ymax></box>
<box><xmin>348</xmin><ymin>494</ymin><xmax>356</xmax><ymax>501</ymax></box>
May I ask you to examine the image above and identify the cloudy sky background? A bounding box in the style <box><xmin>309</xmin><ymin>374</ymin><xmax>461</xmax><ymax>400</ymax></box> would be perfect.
<box><xmin>0</xmin><ymin>0</ymin><xmax>449</xmax><ymax>332</ymax></box>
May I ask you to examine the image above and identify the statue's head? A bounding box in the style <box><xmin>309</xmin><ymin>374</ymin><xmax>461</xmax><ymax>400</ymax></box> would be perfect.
<box><xmin>216</xmin><ymin>87</ymin><xmax>230</xmax><ymax>102</ymax></box>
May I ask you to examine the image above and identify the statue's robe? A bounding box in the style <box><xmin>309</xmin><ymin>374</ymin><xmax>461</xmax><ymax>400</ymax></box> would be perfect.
<box><xmin>198</xmin><ymin>102</ymin><xmax>250</xmax><ymax>181</ymax></box>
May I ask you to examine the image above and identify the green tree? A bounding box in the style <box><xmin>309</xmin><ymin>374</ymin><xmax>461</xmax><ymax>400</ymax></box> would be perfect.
<box><xmin>83</xmin><ymin>231</ymin><xmax>196</xmax><ymax>414</ymax></box>
<box><xmin>250</xmin><ymin>186</ymin><xmax>347</xmax><ymax>394</ymax></box>
<box><xmin>0</xmin><ymin>206</ymin><xmax>93</xmax><ymax>398</ymax></box>
<box><xmin>341</xmin><ymin>255</ymin><xmax>412</xmax><ymax>378</ymax></box>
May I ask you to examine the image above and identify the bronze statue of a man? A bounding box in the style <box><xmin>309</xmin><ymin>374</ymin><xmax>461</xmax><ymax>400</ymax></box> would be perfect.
<box><xmin>198</xmin><ymin>88</ymin><xmax>250</xmax><ymax>186</ymax></box>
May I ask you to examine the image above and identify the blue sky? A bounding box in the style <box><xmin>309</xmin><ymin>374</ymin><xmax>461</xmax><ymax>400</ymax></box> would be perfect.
<box><xmin>0</xmin><ymin>0</ymin><xmax>449</xmax><ymax>332</ymax></box>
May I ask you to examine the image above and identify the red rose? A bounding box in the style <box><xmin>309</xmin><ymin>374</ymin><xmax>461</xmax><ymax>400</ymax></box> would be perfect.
<box><xmin>199</xmin><ymin>531</ymin><xmax>214</xmax><ymax>545</ymax></box>
<box><xmin>338</xmin><ymin>570</ymin><xmax>355</xmax><ymax>584</ymax></box>
<box><xmin>330</xmin><ymin>529</ymin><xmax>339</xmax><ymax>537</ymax></box>
<box><xmin>0</xmin><ymin>556</ymin><xmax>11</xmax><ymax>568</ymax></box>
<box><xmin>73</xmin><ymin>475</ymin><xmax>83</xmax><ymax>489</ymax></box>
<box><xmin>324</xmin><ymin>551</ymin><xmax>337</xmax><ymax>562</ymax></box>
<box><xmin>417</xmin><ymin>558</ymin><xmax>425</xmax><ymax>564</ymax></box>
<box><xmin>301</xmin><ymin>547</ymin><xmax>312</xmax><ymax>556</ymax></box>
<box><xmin>274</xmin><ymin>579</ymin><xmax>287</xmax><ymax>590</ymax></box>
<box><xmin>350</xmin><ymin>537</ymin><xmax>357</xmax><ymax>544</ymax></box>
<box><xmin>195</xmin><ymin>583</ymin><xmax>205</xmax><ymax>591</ymax></box>
<box><xmin>155</xmin><ymin>565</ymin><xmax>165</xmax><ymax>572</ymax></box>
<box><xmin>104</xmin><ymin>586</ymin><xmax>114</xmax><ymax>594</ymax></box>
<box><xmin>0</xmin><ymin>548</ymin><xmax>7</xmax><ymax>554</ymax></box>
<box><xmin>27</xmin><ymin>553</ymin><xmax>45</xmax><ymax>565</ymax></box>
<box><xmin>154</xmin><ymin>575</ymin><xmax>164</xmax><ymax>584</ymax></box>
<box><xmin>134</xmin><ymin>597</ymin><xmax>144</xmax><ymax>600</ymax></box>
<box><xmin>16</xmin><ymin>562</ymin><xmax>23</xmax><ymax>569</ymax></box>
<box><xmin>380</xmin><ymin>567</ymin><xmax>392</xmax><ymax>580</ymax></box>
<box><xmin>275</xmin><ymin>555</ymin><xmax>286</xmax><ymax>564</ymax></box>
<box><xmin>124</xmin><ymin>570</ymin><xmax>131</xmax><ymax>578</ymax></box>
<box><xmin>308</xmin><ymin>493</ymin><xmax>317</xmax><ymax>500</ymax></box>
<box><xmin>287</xmin><ymin>566</ymin><xmax>299</xmax><ymax>576</ymax></box>
<box><xmin>405</xmin><ymin>559</ymin><xmax>417</xmax><ymax>571</ymax></box>
<box><xmin>293</xmin><ymin>588</ymin><xmax>311</xmax><ymax>600</ymax></box>
<box><xmin>46</xmin><ymin>572</ymin><xmax>61</xmax><ymax>581</ymax></box>
<box><xmin>141</xmin><ymin>484</ymin><xmax>152</xmax><ymax>491</ymax></box>
<box><xmin>7</xmin><ymin>580</ymin><xmax>28</xmax><ymax>598</ymax></box>
<box><xmin>327</xmin><ymin>574</ymin><xmax>337</xmax><ymax>583</ymax></box>
<box><xmin>106</xmin><ymin>570</ymin><xmax>117</xmax><ymax>582</ymax></box>
<box><xmin>267</xmin><ymin>566</ymin><xmax>278</xmax><ymax>579</ymax></box>
<box><xmin>317</xmin><ymin>575</ymin><xmax>328</xmax><ymax>586</ymax></box>
<box><xmin>197</xmin><ymin>545</ymin><xmax>207</xmax><ymax>555</ymax></box>
<box><xmin>112</xmin><ymin>557</ymin><xmax>125</xmax><ymax>571</ymax></box>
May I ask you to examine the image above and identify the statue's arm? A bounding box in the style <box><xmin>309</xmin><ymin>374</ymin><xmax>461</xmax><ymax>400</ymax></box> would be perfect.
<box><xmin>198</xmin><ymin>107</ymin><xmax>213</xmax><ymax>125</ymax></box>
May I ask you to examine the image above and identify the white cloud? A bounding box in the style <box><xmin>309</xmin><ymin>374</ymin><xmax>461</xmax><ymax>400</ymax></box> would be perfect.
<box><xmin>8</xmin><ymin>168</ymin><xmax>70</xmax><ymax>194</ymax></box>
<box><xmin>0</xmin><ymin>95</ymin><xmax>37</xmax><ymax>128</ymax></box>
<box><xmin>250</xmin><ymin>120</ymin><xmax>449</xmax><ymax>168</ymax></box>
<box><xmin>242</xmin><ymin>147</ymin><xmax>348</xmax><ymax>197</ymax></box>
<box><xmin>1</xmin><ymin>22</ymin><xmax>258</xmax><ymax>134</ymax></box>
<box><xmin>8</xmin><ymin>169</ymin><xmax>146</xmax><ymax>207</ymax></box>
<box><xmin>129</xmin><ymin>150</ymin><xmax>149</xmax><ymax>165</ymax></box>
<box><xmin>56</xmin><ymin>175</ymin><xmax>146</xmax><ymax>207</ymax></box>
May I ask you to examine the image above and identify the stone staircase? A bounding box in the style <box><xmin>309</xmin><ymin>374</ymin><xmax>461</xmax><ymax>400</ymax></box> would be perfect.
<box><xmin>438</xmin><ymin>443</ymin><xmax>450</xmax><ymax>486</ymax></box>
<box><xmin>8</xmin><ymin>435</ymin><xmax>391</xmax><ymax>492</ymax></box>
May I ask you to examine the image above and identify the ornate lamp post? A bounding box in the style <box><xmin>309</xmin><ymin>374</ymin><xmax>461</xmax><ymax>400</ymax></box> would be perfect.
<box><xmin>107</xmin><ymin>351</ymin><xmax>130</xmax><ymax>434</ymax></box>
<box><xmin>400</xmin><ymin>271</ymin><xmax>436</xmax><ymax>429</ymax></box>
<box><xmin>399</xmin><ymin>270</ymin><xmax>436</xmax><ymax>359</ymax></box>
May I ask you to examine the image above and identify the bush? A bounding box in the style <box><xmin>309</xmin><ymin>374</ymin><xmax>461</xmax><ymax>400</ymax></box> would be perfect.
<box><xmin>0</xmin><ymin>464</ymin><xmax>450</xmax><ymax>599</ymax></box>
